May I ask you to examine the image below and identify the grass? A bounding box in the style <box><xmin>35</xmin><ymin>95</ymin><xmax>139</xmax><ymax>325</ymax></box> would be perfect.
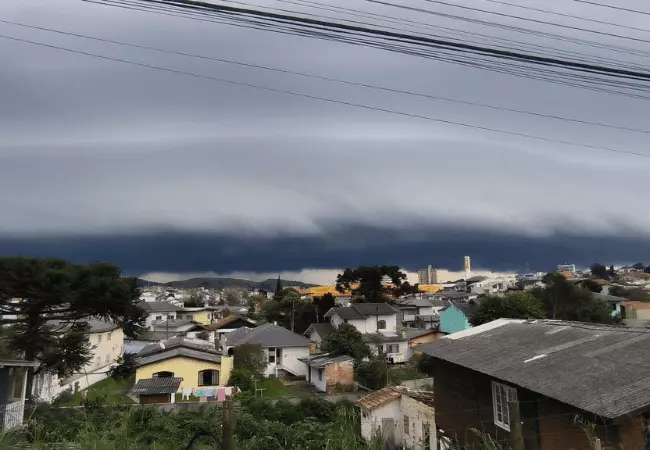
<box><xmin>59</xmin><ymin>376</ymin><xmax>134</xmax><ymax>406</ymax></box>
<box><xmin>387</xmin><ymin>365</ymin><xmax>427</xmax><ymax>385</ymax></box>
<box><xmin>258</xmin><ymin>378</ymin><xmax>295</xmax><ymax>398</ymax></box>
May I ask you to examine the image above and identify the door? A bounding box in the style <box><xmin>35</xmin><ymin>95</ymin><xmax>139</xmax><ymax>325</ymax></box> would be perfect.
<box><xmin>276</xmin><ymin>348</ymin><xmax>283</xmax><ymax>366</ymax></box>
<box><xmin>381</xmin><ymin>418</ymin><xmax>395</xmax><ymax>449</ymax></box>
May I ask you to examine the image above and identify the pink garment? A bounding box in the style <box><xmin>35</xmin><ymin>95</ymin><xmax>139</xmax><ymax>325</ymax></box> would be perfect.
<box><xmin>217</xmin><ymin>387</ymin><xmax>226</xmax><ymax>402</ymax></box>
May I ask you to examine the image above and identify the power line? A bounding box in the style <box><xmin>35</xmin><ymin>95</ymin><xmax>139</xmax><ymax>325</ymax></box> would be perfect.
<box><xmin>569</xmin><ymin>0</ymin><xmax>650</xmax><ymax>17</ymax></box>
<box><xmin>1</xmin><ymin>32</ymin><xmax>648</xmax><ymax>158</ymax></box>
<box><xmin>474</xmin><ymin>0</ymin><xmax>650</xmax><ymax>35</ymax></box>
<box><xmin>4</xmin><ymin>18</ymin><xmax>650</xmax><ymax>136</ymax></box>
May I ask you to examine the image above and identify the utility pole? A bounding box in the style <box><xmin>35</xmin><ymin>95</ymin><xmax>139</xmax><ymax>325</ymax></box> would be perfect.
<box><xmin>222</xmin><ymin>398</ymin><xmax>235</xmax><ymax>450</ymax></box>
<box><xmin>508</xmin><ymin>401</ymin><xmax>525</xmax><ymax>450</ymax></box>
<box><xmin>291</xmin><ymin>297</ymin><xmax>295</xmax><ymax>332</ymax></box>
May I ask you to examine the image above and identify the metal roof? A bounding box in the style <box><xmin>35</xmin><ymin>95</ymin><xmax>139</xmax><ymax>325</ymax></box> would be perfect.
<box><xmin>136</xmin><ymin>337</ymin><xmax>224</xmax><ymax>366</ymax></box>
<box><xmin>131</xmin><ymin>377</ymin><xmax>183</xmax><ymax>395</ymax></box>
<box><xmin>225</xmin><ymin>323</ymin><xmax>310</xmax><ymax>348</ymax></box>
<box><xmin>325</xmin><ymin>303</ymin><xmax>398</xmax><ymax>320</ymax></box>
<box><xmin>139</xmin><ymin>301</ymin><xmax>179</xmax><ymax>312</ymax></box>
<box><xmin>304</xmin><ymin>322</ymin><xmax>336</xmax><ymax>338</ymax></box>
<box><xmin>417</xmin><ymin>319</ymin><xmax>650</xmax><ymax>420</ymax></box>
<box><xmin>299</xmin><ymin>353</ymin><xmax>354</xmax><ymax>368</ymax></box>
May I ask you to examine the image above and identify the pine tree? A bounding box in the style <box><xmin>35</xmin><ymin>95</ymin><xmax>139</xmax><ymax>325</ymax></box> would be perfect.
<box><xmin>275</xmin><ymin>274</ymin><xmax>283</xmax><ymax>294</ymax></box>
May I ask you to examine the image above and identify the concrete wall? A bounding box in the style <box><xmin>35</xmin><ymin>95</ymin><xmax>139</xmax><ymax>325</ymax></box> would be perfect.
<box><xmin>361</xmin><ymin>399</ymin><xmax>402</xmax><ymax>445</ymax></box>
<box><xmin>402</xmin><ymin>395</ymin><xmax>437</xmax><ymax>450</ymax></box>
<box><xmin>310</xmin><ymin>366</ymin><xmax>327</xmax><ymax>392</ymax></box>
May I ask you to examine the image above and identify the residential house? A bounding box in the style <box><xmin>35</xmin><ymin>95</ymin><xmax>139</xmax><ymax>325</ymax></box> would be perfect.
<box><xmin>135</xmin><ymin>337</ymin><xmax>233</xmax><ymax>392</ymax></box>
<box><xmin>418</xmin><ymin>319</ymin><xmax>650</xmax><ymax>450</ymax></box>
<box><xmin>592</xmin><ymin>292</ymin><xmax>627</xmax><ymax>317</ymax></box>
<box><xmin>175</xmin><ymin>306</ymin><xmax>218</xmax><ymax>326</ymax></box>
<box><xmin>358</xmin><ymin>386</ymin><xmax>437</xmax><ymax>450</ymax></box>
<box><xmin>303</xmin><ymin>322</ymin><xmax>336</xmax><ymax>348</ymax></box>
<box><xmin>324</xmin><ymin>303</ymin><xmax>410</xmax><ymax>363</ymax></box>
<box><xmin>130</xmin><ymin>377</ymin><xmax>183</xmax><ymax>404</ymax></box>
<box><xmin>405</xmin><ymin>329</ymin><xmax>444</xmax><ymax>357</ymax></box>
<box><xmin>325</xmin><ymin>303</ymin><xmax>410</xmax><ymax>362</ymax></box>
<box><xmin>438</xmin><ymin>300</ymin><xmax>480</xmax><ymax>334</ymax></box>
<box><xmin>395</xmin><ymin>297</ymin><xmax>444</xmax><ymax>329</ymax></box>
<box><xmin>468</xmin><ymin>277</ymin><xmax>516</xmax><ymax>295</ymax></box>
<box><xmin>223</xmin><ymin>323</ymin><xmax>310</xmax><ymax>377</ymax></box>
<box><xmin>203</xmin><ymin>315</ymin><xmax>257</xmax><ymax>342</ymax></box>
<box><xmin>0</xmin><ymin>360</ymin><xmax>40</xmax><ymax>430</ymax></box>
<box><xmin>124</xmin><ymin>319</ymin><xmax>211</xmax><ymax>354</ymax></box>
<box><xmin>299</xmin><ymin>353</ymin><xmax>354</xmax><ymax>393</ymax></box>
<box><xmin>32</xmin><ymin>319</ymin><xmax>124</xmax><ymax>402</ymax></box>
<box><xmin>432</xmin><ymin>291</ymin><xmax>478</xmax><ymax>303</ymax></box>
<box><xmin>622</xmin><ymin>301</ymin><xmax>650</xmax><ymax>320</ymax></box>
<box><xmin>139</xmin><ymin>301</ymin><xmax>179</xmax><ymax>330</ymax></box>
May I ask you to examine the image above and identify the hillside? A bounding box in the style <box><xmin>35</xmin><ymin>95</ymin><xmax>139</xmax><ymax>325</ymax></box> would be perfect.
<box><xmin>138</xmin><ymin>277</ymin><xmax>317</xmax><ymax>290</ymax></box>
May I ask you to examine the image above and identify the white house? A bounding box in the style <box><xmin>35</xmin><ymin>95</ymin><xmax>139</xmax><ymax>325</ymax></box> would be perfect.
<box><xmin>139</xmin><ymin>301</ymin><xmax>179</xmax><ymax>330</ymax></box>
<box><xmin>32</xmin><ymin>319</ymin><xmax>124</xmax><ymax>402</ymax></box>
<box><xmin>303</xmin><ymin>323</ymin><xmax>336</xmax><ymax>347</ymax></box>
<box><xmin>358</xmin><ymin>386</ymin><xmax>437</xmax><ymax>450</ymax></box>
<box><xmin>222</xmin><ymin>323</ymin><xmax>310</xmax><ymax>377</ymax></box>
<box><xmin>323</xmin><ymin>303</ymin><xmax>410</xmax><ymax>363</ymax></box>
<box><xmin>395</xmin><ymin>297</ymin><xmax>444</xmax><ymax>329</ymax></box>
<box><xmin>299</xmin><ymin>353</ymin><xmax>355</xmax><ymax>393</ymax></box>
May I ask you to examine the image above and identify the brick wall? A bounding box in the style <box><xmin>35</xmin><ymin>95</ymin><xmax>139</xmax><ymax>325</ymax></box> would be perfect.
<box><xmin>325</xmin><ymin>361</ymin><xmax>354</xmax><ymax>393</ymax></box>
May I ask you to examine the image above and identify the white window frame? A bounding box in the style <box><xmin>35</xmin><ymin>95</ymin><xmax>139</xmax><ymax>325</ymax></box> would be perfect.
<box><xmin>492</xmin><ymin>381</ymin><xmax>517</xmax><ymax>431</ymax></box>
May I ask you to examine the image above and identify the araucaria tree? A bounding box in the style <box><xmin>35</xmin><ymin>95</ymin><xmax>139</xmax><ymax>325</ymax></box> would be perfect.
<box><xmin>0</xmin><ymin>257</ymin><xmax>146</xmax><ymax>394</ymax></box>
<box><xmin>335</xmin><ymin>265</ymin><xmax>419</xmax><ymax>302</ymax></box>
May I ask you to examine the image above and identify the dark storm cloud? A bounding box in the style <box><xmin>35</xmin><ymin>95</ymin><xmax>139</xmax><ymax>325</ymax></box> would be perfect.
<box><xmin>1</xmin><ymin>0</ymin><xmax>649</xmax><ymax>276</ymax></box>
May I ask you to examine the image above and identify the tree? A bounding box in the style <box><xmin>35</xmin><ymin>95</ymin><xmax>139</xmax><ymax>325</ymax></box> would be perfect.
<box><xmin>323</xmin><ymin>324</ymin><xmax>371</xmax><ymax>361</ymax></box>
<box><xmin>275</xmin><ymin>275</ymin><xmax>283</xmax><ymax>296</ymax></box>
<box><xmin>590</xmin><ymin>263</ymin><xmax>610</xmax><ymax>280</ymax></box>
<box><xmin>355</xmin><ymin>358</ymin><xmax>387</xmax><ymax>390</ymax></box>
<box><xmin>224</xmin><ymin>289</ymin><xmax>241</xmax><ymax>307</ymax></box>
<box><xmin>0</xmin><ymin>257</ymin><xmax>146</xmax><ymax>396</ymax></box>
<box><xmin>313</xmin><ymin>293</ymin><xmax>336</xmax><ymax>322</ymax></box>
<box><xmin>184</xmin><ymin>290</ymin><xmax>203</xmax><ymax>307</ymax></box>
<box><xmin>535</xmin><ymin>273</ymin><xmax>617</xmax><ymax>324</ymax></box>
<box><xmin>335</xmin><ymin>265</ymin><xmax>415</xmax><ymax>303</ymax></box>
<box><xmin>230</xmin><ymin>344</ymin><xmax>268</xmax><ymax>391</ymax></box>
<box><xmin>470</xmin><ymin>292</ymin><xmax>545</xmax><ymax>326</ymax></box>
<box><xmin>108</xmin><ymin>352</ymin><xmax>137</xmax><ymax>380</ymax></box>
<box><xmin>581</xmin><ymin>279</ymin><xmax>603</xmax><ymax>293</ymax></box>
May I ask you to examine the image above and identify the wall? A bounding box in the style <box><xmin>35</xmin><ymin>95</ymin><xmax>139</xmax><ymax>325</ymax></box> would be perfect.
<box><xmin>324</xmin><ymin>361</ymin><xmax>354</xmax><ymax>393</ymax></box>
<box><xmin>189</xmin><ymin>310</ymin><xmax>213</xmax><ymax>326</ymax></box>
<box><xmin>310</xmin><ymin>366</ymin><xmax>327</xmax><ymax>392</ymax></box>
<box><xmin>135</xmin><ymin>356</ymin><xmax>232</xmax><ymax>389</ymax></box>
<box><xmin>361</xmin><ymin>399</ymin><xmax>402</xmax><ymax>445</ymax></box>
<box><xmin>408</xmin><ymin>332</ymin><xmax>444</xmax><ymax>354</ymax></box>
<box><xmin>330</xmin><ymin>314</ymin><xmax>345</xmax><ymax>329</ymax></box>
<box><xmin>439</xmin><ymin>305</ymin><xmax>471</xmax><ymax>334</ymax></box>
<box><xmin>264</xmin><ymin>346</ymin><xmax>310</xmax><ymax>377</ymax></box>
<box><xmin>89</xmin><ymin>328</ymin><xmax>125</xmax><ymax>370</ymax></box>
<box><xmin>309</xmin><ymin>329</ymin><xmax>323</xmax><ymax>345</ymax></box>
<box><xmin>402</xmin><ymin>395</ymin><xmax>437</xmax><ymax>450</ymax></box>
<box><xmin>145</xmin><ymin>313</ymin><xmax>176</xmax><ymax>330</ymax></box>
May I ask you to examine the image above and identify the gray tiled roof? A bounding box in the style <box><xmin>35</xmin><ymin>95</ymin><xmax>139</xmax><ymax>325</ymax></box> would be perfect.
<box><xmin>49</xmin><ymin>319</ymin><xmax>119</xmax><ymax>333</ymax></box>
<box><xmin>131</xmin><ymin>377</ymin><xmax>183</xmax><ymax>395</ymax></box>
<box><xmin>326</xmin><ymin>303</ymin><xmax>398</xmax><ymax>320</ymax></box>
<box><xmin>304</xmin><ymin>323</ymin><xmax>336</xmax><ymax>339</ymax></box>
<box><xmin>592</xmin><ymin>293</ymin><xmax>628</xmax><ymax>303</ymax></box>
<box><xmin>363</xmin><ymin>332</ymin><xmax>408</xmax><ymax>343</ymax></box>
<box><xmin>136</xmin><ymin>337</ymin><xmax>223</xmax><ymax>366</ymax></box>
<box><xmin>139</xmin><ymin>301</ymin><xmax>179</xmax><ymax>312</ymax></box>
<box><xmin>418</xmin><ymin>319</ymin><xmax>650</xmax><ymax>420</ymax></box>
<box><xmin>299</xmin><ymin>353</ymin><xmax>354</xmax><ymax>368</ymax></box>
<box><xmin>226</xmin><ymin>323</ymin><xmax>310</xmax><ymax>348</ymax></box>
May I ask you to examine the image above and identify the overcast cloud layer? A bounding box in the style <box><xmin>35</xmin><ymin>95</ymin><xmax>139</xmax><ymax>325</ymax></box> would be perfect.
<box><xmin>1</xmin><ymin>0</ymin><xmax>649</xmax><ymax>279</ymax></box>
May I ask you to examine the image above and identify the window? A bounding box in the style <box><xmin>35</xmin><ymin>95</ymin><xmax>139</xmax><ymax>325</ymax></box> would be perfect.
<box><xmin>97</xmin><ymin>334</ymin><xmax>103</xmax><ymax>343</ymax></box>
<box><xmin>387</xmin><ymin>344</ymin><xmax>399</xmax><ymax>354</ymax></box>
<box><xmin>403</xmin><ymin>416</ymin><xmax>409</xmax><ymax>435</ymax></box>
<box><xmin>268</xmin><ymin>347</ymin><xmax>276</xmax><ymax>363</ymax></box>
<box><xmin>377</xmin><ymin>345</ymin><xmax>384</xmax><ymax>354</ymax></box>
<box><xmin>343</xmin><ymin>319</ymin><xmax>348</xmax><ymax>324</ymax></box>
<box><xmin>377</xmin><ymin>320</ymin><xmax>386</xmax><ymax>330</ymax></box>
<box><xmin>198</xmin><ymin>369</ymin><xmax>219</xmax><ymax>386</ymax></box>
<box><xmin>492</xmin><ymin>381</ymin><xmax>517</xmax><ymax>431</ymax></box>
<box><xmin>107</xmin><ymin>332</ymin><xmax>112</xmax><ymax>341</ymax></box>
<box><xmin>318</xmin><ymin>369</ymin><xmax>323</xmax><ymax>381</ymax></box>
<box><xmin>155</xmin><ymin>315</ymin><xmax>162</xmax><ymax>321</ymax></box>
<box><xmin>153</xmin><ymin>371</ymin><xmax>174</xmax><ymax>378</ymax></box>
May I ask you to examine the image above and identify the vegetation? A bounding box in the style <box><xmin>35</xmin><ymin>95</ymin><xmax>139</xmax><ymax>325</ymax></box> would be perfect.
<box><xmin>108</xmin><ymin>353</ymin><xmax>137</xmax><ymax>380</ymax></box>
<box><xmin>54</xmin><ymin>376</ymin><xmax>134</xmax><ymax>406</ymax></box>
<box><xmin>230</xmin><ymin>344</ymin><xmax>268</xmax><ymax>392</ymax></box>
<box><xmin>355</xmin><ymin>359</ymin><xmax>388</xmax><ymax>390</ymax></box>
<box><xmin>581</xmin><ymin>279</ymin><xmax>603</xmax><ymax>293</ymax></box>
<box><xmin>610</xmin><ymin>285</ymin><xmax>650</xmax><ymax>302</ymax></box>
<box><xmin>0</xmin><ymin>257</ymin><xmax>146</xmax><ymax>396</ymax></box>
<box><xmin>470</xmin><ymin>292</ymin><xmax>545</xmax><ymax>326</ymax></box>
<box><xmin>335</xmin><ymin>265</ymin><xmax>418</xmax><ymax>303</ymax></box>
<box><xmin>5</xmin><ymin>395</ymin><xmax>380</xmax><ymax>450</ymax></box>
<box><xmin>323</xmin><ymin>324</ymin><xmax>371</xmax><ymax>361</ymax></box>
<box><xmin>261</xmin><ymin>288</ymin><xmax>317</xmax><ymax>333</ymax></box>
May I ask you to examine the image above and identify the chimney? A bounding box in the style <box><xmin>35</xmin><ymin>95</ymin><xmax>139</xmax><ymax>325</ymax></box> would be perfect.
<box><xmin>309</xmin><ymin>343</ymin><xmax>318</xmax><ymax>355</ymax></box>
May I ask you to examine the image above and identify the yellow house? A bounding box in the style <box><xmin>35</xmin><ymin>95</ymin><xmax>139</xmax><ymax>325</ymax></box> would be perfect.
<box><xmin>135</xmin><ymin>337</ymin><xmax>233</xmax><ymax>390</ymax></box>
<box><xmin>176</xmin><ymin>307</ymin><xmax>218</xmax><ymax>326</ymax></box>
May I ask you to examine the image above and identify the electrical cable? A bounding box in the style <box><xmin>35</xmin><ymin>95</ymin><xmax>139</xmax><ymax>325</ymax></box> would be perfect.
<box><xmin>2</xmin><ymin>32</ymin><xmax>649</xmax><ymax>158</ymax></box>
<box><xmin>569</xmin><ymin>0</ymin><xmax>650</xmax><ymax>17</ymax></box>
<box><xmin>4</xmin><ymin>18</ymin><xmax>650</xmax><ymax>136</ymax></box>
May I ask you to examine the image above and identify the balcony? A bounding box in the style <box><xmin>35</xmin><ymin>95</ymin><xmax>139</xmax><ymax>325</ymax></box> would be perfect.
<box><xmin>0</xmin><ymin>400</ymin><xmax>25</xmax><ymax>430</ymax></box>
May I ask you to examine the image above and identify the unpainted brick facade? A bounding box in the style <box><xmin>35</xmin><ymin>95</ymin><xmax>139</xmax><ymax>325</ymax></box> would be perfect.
<box><xmin>324</xmin><ymin>361</ymin><xmax>354</xmax><ymax>394</ymax></box>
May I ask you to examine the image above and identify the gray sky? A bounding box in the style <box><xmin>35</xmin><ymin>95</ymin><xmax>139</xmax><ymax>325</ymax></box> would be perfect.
<box><xmin>1</xmin><ymin>0</ymin><xmax>649</xmax><ymax>281</ymax></box>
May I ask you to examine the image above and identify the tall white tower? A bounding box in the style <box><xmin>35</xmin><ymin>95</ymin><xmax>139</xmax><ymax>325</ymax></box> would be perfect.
<box><xmin>464</xmin><ymin>256</ymin><xmax>471</xmax><ymax>280</ymax></box>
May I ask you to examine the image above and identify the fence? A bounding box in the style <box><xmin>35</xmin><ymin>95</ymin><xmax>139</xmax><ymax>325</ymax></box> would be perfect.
<box><xmin>1</xmin><ymin>400</ymin><xmax>25</xmax><ymax>430</ymax></box>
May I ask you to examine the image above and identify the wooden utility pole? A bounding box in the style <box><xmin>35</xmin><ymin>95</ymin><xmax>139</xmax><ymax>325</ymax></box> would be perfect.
<box><xmin>222</xmin><ymin>399</ymin><xmax>235</xmax><ymax>450</ymax></box>
<box><xmin>509</xmin><ymin>401</ymin><xmax>525</xmax><ymax>450</ymax></box>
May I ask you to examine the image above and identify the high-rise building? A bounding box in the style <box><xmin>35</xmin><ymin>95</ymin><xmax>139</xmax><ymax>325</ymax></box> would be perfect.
<box><xmin>464</xmin><ymin>256</ymin><xmax>471</xmax><ymax>280</ymax></box>
<box><xmin>557</xmin><ymin>264</ymin><xmax>576</xmax><ymax>274</ymax></box>
<box><xmin>418</xmin><ymin>265</ymin><xmax>438</xmax><ymax>284</ymax></box>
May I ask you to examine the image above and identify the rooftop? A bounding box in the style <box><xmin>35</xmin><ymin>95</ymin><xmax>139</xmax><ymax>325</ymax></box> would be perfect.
<box><xmin>324</xmin><ymin>303</ymin><xmax>398</xmax><ymax>320</ymax></box>
<box><xmin>203</xmin><ymin>315</ymin><xmax>257</xmax><ymax>331</ymax></box>
<box><xmin>131</xmin><ymin>377</ymin><xmax>183</xmax><ymax>396</ymax></box>
<box><xmin>304</xmin><ymin>322</ymin><xmax>336</xmax><ymax>339</ymax></box>
<box><xmin>418</xmin><ymin>319</ymin><xmax>650</xmax><ymax>420</ymax></box>
<box><xmin>139</xmin><ymin>301</ymin><xmax>178</xmax><ymax>312</ymax></box>
<box><xmin>225</xmin><ymin>322</ymin><xmax>310</xmax><ymax>348</ymax></box>
<box><xmin>136</xmin><ymin>337</ymin><xmax>224</xmax><ymax>367</ymax></box>
<box><xmin>357</xmin><ymin>387</ymin><xmax>401</xmax><ymax>411</ymax></box>
<box><xmin>299</xmin><ymin>353</ymin><xmax>354</xmax><ymax>368</ymax></box>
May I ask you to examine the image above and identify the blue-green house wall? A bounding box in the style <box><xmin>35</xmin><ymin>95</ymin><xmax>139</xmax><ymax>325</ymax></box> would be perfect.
<box><xmin>439</xmin><ymin>304</ymin><xmax>472</xmax><ymax>334</ymax></box>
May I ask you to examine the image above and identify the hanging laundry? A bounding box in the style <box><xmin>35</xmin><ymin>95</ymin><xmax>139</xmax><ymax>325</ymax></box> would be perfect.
<box><xmin>217</xmin><ymin>387</ymin><xmax>226</xmax><ymax>402</ymax></box>
<box><xmin>181</xmin><ymin>387</ymin><xmax>193</xmax><ymax>400</ymax></box>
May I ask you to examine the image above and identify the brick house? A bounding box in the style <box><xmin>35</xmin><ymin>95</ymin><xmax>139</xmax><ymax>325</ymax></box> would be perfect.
<box><xmin>417</xmin><ymin>319</ymin><xmax>650</xmax><ymax>450</ymax></box>
<box><xmin>299</xmin><ymin>353</ymin><xmax>354</xmax><ymax>393</ymax></box>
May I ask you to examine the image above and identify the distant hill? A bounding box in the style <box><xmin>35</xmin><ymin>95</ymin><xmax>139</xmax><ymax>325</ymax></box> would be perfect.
<box><xmin>137</xmin><ymin>277</ymin><xmax>318</xmax><ymax>291</ymax></box>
